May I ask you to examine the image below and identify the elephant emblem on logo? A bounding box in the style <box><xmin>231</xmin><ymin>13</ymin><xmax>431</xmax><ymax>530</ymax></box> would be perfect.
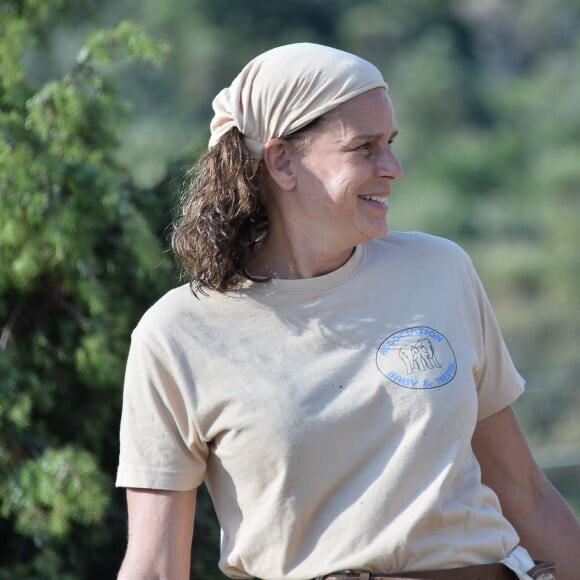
<box><xmin>399</xmin><ymin>338</ymin><xmax>442</xmax><ymax>374</ymax></box>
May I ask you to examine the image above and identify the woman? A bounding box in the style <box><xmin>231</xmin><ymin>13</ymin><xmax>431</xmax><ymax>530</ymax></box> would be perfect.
<box><xmin>116</xmin><ymin>43</ymin><xmax>579</xmax><ymax>579</ymax></box>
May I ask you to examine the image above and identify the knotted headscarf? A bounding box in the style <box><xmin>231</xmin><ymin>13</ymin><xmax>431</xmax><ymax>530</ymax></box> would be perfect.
<box><xmin>209</xmin><ymin>43</ymin><xmax>388</xmax><ymax>160</ymax></box>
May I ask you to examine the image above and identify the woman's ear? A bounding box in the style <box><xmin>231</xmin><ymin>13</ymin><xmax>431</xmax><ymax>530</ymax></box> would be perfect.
<box><xmin>262</xmin><ymin>139</ymin><xmax>297</xmax><ymax>191</ymax></box>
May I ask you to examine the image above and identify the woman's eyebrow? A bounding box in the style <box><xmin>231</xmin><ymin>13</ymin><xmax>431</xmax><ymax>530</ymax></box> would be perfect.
<box><xmin>346</xmin><ymin>129</ymin><xmax>399</xmax><ymax>143</ymax></box>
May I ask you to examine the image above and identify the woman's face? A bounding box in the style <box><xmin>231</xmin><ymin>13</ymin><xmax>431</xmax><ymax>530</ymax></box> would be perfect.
<box><xmin>288</xmin><ymin>88</ymin><xmax>403</xmax><ymax>251</ymax></box>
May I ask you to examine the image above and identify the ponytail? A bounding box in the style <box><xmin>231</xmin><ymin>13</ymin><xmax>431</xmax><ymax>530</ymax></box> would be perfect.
<box><xmin>171</xmin><ymin>128</ymin><xmax>267</xmax><ymax>294</ymax></box>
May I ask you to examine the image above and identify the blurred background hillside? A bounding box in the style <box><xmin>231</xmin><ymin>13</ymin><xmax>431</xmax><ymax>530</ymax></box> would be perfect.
<box><xmin>1</xmin><ymin>0</ymin><xmax>579</xmax><ymax>578</ymax></box>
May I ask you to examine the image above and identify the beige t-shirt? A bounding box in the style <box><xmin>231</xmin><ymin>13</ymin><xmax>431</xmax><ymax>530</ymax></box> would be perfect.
<box><xmin>117</xmin><ymin>232</ymin><xmax>526</xmax><ymax>579</ymax></box>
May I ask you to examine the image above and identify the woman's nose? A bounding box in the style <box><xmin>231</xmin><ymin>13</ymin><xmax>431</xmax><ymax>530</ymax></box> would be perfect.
<box><xmin>377</xmin><ymin>146</ymin><xmax>403</xmax><ymax>180</ymax></box>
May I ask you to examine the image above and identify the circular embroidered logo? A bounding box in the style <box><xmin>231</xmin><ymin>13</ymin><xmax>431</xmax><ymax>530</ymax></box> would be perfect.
<box><xmin>376</xmin><ymin>326</ymin><xmax>457</xmax><ymax>389</ymax></box>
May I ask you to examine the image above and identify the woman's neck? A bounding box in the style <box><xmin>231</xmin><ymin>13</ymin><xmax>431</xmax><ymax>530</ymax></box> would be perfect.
<box><xmin>247</xmin><ymin>232</ymin><xmax>355</xmax><ymax>280</ymax></box>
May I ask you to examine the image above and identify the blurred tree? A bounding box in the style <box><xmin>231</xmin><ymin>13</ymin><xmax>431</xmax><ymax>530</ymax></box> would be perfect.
<box><xmin>0</xmin><ymin>2</ymin><xmax>173</xmax><ymax>577</ymax></box>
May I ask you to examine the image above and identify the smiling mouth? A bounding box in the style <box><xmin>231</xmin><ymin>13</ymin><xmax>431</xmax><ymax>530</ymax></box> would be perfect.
<box><xmin>360</xmin><ymin>195</ymin><xmax>389</xmax><ymax>207</ymax></box>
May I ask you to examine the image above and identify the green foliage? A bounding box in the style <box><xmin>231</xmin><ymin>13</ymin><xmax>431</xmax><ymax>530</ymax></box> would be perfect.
<box><xmin>1</xmin><ymin>446</ymin><xmax>109</xmax><ymax>540</ymax></box>
<box><xmin>82</xmin><ymin>20</ymin><xmax>170</xmax><ymax>67</ymax></box>
<box><xmin>0</xmin><ymin>4</ymin><xmax>175</xmax><ymax>578</ymax></box>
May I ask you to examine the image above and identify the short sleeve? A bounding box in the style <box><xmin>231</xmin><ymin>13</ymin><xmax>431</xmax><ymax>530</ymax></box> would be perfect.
<box><xmin>467</xmin><ymin>260</ymin><xmax>525</xmax><ymax>421</ymax></box>
<box><xmin>115</xmin><ymin>323</ymin><xmax>208</xmax><ymax>491</ymax></box>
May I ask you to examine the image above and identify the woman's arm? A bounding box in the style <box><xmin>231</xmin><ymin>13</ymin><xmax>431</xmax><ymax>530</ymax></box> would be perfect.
<box><xmin>117</xmin><ymin>487</ymin><xmax>197</xmax><ymax>580</ymax></box>
<box><xmin>472</xmin><ymin>406</ymin><xmax>580</xmax><ymax>580</ymax></box>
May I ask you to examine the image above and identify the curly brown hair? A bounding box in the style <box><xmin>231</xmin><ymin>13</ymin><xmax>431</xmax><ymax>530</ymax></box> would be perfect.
<box><xmin>171</xmin><ymin>128</ymin><xmax>267</xmax><ymax>294</ymax></box>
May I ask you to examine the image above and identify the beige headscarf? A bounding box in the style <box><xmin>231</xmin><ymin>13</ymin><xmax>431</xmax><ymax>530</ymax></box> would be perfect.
<box><xmin>209</xmin><ymin>43</ymin><xmax>388</xmax><ymax>160</ymax></box>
